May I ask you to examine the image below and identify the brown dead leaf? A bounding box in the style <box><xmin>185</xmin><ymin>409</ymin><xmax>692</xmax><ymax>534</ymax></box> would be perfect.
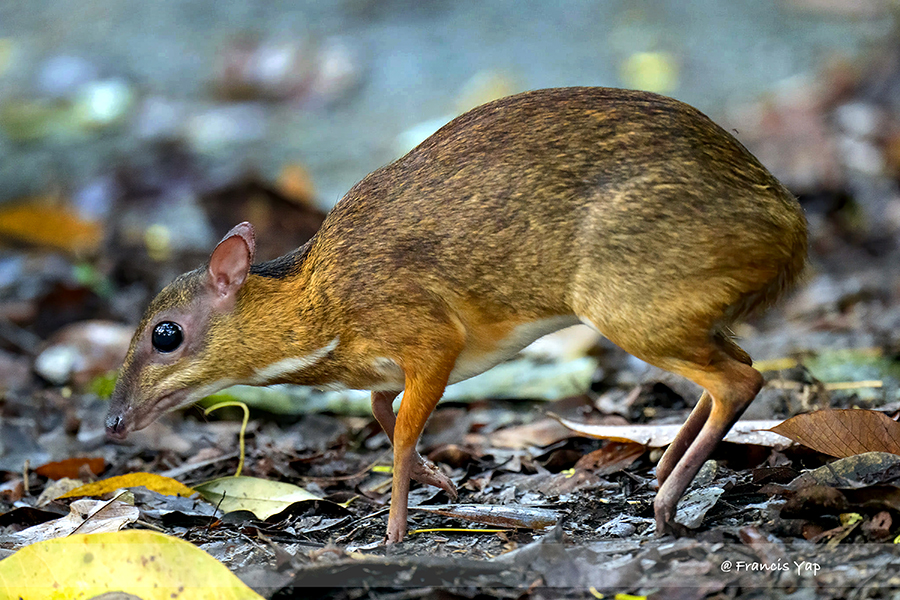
<box><xmin>200</xmin><ymin>178</ymin><xmax>325</xmax><ymax>263</ymax></box>
<box><xmin>0</xmin><ymin>479</ymin><xmax>25</xmax><ymax>503</ymax></box>
<box><xmin>770</xmin><ymin>409</ymin><xmax>900</xmax><ymax>457</ymax></box>
<box><xmin>427</xmin><ymin>444</ymin><xmax>481</xmax><ymax>469</ymax></box>
<box><xmin>574</xmin><ymin>442</ymin><xmax>645</xmax><ymax>476</ymax></box>
<box><xmin>861</xmin><ymin>511</ymin><xmax>893</xmax><ymax>541</ymax></box>
<box><xmin>35</xmin><ymin>457</ymin><xmax>106</xmax><ymax>480</ymax></box>
<box><xmin>277</xmin><ymin>163</ymin><xmax>317</xmax><ymax>207</ymax></box>
<box><xmin>780</xmin><ymin>485</ymin><xmax>849</xmax><ymax>518</ymax></box>
<box><xmin>488</xmin><ymin>417</ymin><xmax>576</xmax><ymax>449</ymax></box>
<box><xmin>843</xmin><ymin>486</ymin><xmax>900</xmax><ymax>513</ymax></box>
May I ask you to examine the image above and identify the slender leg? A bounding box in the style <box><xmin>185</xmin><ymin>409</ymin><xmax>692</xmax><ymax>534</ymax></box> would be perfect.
<box><xmin>371</xmin><ymin>390</ymin><xmax>457</xmax><ymax>497</ymax></box>
<box><xmin>654</xmin><ymin>358</ymin><xmax>763</xmax><ymax>534</ymax></box>
<box><xmin>371</xmin><ymin>391</ymin><xmax>400</xmax><ymax>439</ymax></box>
<box><xmin>386</xmin><ymin>352</ymin><xmax>459</xmax><ymax>544</ymax></box>
<box><xmin>656</xmin><ymin>391</ymin><xmax>711</xmax><ymax>485</ymax></box>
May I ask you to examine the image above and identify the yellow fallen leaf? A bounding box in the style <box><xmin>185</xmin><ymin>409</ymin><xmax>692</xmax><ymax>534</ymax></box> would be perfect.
<box><xmin>753</xmin><ymin>357</ymin><xmax>799</xmax><ymax>371</ymax></box>
<box><xmin>0</xmin><ymin>529</ymin><xmax>263</xmax><ymax>599</ymax></box>
<box><xmin>195</xmin><ymin>476</ymin><xmax>320</xmax><ymax>520</ymax></box>
<box><xmin>620</xmin><ymin>51</ymin><xmax>678</xmax><ymax>94</ymax></box>
<box><xmin>59</xmin><ymin>472</ymin><xmax>196</xmax><ymax>498</ymax></box>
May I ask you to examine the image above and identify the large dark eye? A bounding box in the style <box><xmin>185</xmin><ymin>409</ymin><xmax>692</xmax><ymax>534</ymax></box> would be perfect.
<box><xmin>152</xmin><ymin>321</ymin><xmax>183</xmax><ymax>353</ymax></box>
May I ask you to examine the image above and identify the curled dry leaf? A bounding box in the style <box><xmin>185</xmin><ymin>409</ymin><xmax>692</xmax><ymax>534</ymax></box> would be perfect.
<box><xmin>553</xmin><ymin>415</ymin><xmax>791</xmax><ymax>448</ymax></box>
<box><xmin>769</xmin><ymin>409</ymin><xmax>900</xmax><ymax>458</ymax></box>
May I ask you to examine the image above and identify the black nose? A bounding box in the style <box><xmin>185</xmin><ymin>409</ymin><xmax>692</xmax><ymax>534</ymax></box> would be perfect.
<box><xmin>105</xmin><ymin>414</ymin><xmax>129</xmax><ymax>440</ymax></box>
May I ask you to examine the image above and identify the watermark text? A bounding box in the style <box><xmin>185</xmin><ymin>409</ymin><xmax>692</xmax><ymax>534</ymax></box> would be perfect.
<box><xmin>720</xmin><ymin>559</ymin><xmax>820</xmax><ymax>577</ymax></box>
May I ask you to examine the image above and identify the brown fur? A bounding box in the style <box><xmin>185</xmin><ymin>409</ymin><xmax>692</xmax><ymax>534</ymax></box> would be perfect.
<box><xmin>108</xmin><ymin>87</ymin><xmax>808</xmax><ymax>543</ymax></box>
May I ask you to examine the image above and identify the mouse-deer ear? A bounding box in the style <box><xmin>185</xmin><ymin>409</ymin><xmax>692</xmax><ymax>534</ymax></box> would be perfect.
<box><xmin>207</xmin><ymin>222</ymin><xmax>255</xmax><ymax>308</ymax></box>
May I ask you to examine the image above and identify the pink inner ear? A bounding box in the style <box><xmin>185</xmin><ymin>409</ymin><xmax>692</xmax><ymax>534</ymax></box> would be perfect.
<box><xmin>221</xmin><ymin>222</ymin><xmax>256</xmax><ymax>262</ymax></box>
<box><xmin>209</xmin><ymin>234</ymin><xmax>252</xmax><ymax>297</ymax></box>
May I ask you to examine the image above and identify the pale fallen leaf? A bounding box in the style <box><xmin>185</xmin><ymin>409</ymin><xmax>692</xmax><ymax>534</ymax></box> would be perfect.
<box><xmin>0</xmin><ymin>530</ymin><xmax>262</xmax><ymax>599</ymax></box>
<box><xmin>770</xmin><ymin>409</ymin><xmax>900</xmax><ymax>457</ymax></box>
<box><xmin>11</xmin><ymin>498</ymin><xmax>138</xmax><ymax>547</ymax></box>
<box><xmin>37</xmin><ymin>478</ymin><xmax>86</xmax><ymax>506</ymax></box>
<box><xmin>675</xmin><ymin>486</ymin><xmax>725</xmax><ymax>529</ymax></box>
<box><xmin>554</xmin><ymin>415</ymin><xmax>792</xmax><ymax>448</ymax></box>
<box><xmin>194</xmin><ymin>475</ymin><xmax>320</xmax><ymax>520</ymax></box>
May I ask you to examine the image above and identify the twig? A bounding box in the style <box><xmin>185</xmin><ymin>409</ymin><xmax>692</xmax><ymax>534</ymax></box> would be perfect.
<box><xmin>300</xmin><ymin>450</ymin><xmax>392</xmax><ymax>483</ymax></box>
<box><xmin>158</xmin><ymin>450</ymin><xmax>240</xmax><ymax>479</ymax></box>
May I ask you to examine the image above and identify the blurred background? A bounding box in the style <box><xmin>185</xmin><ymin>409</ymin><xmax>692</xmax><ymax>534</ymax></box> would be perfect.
<box><xmin>1</xmin><ymin>0</ymin><xmax>900</xmax><ymax>396</ymax></box>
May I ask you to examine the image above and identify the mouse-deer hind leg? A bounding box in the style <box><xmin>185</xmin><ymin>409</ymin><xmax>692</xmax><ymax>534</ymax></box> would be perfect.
<box><xmin>653</xmin><ymin>335</ymin><xmax>762</xmax><ymax>534</ymax></box>
<box><xmin>656</xmin><ymin>334</ymin><xmax>754</xmax><ymax>486</ymax></box>
<box><xmin>655</xmin><ymin>390</ymin><xmax>711</xmax><ymax>486</ymax></box>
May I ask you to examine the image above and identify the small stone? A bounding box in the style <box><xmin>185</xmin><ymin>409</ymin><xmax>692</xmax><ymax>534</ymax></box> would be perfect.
<box><xmin>834</xmin><ymin>102</ymin><xmax>882</xmax><ymax>138</ymax></box>
<box><xmin>36</xmin><ymin>55</ymin><xmax>98</xmax><ymax>98</ymax></box>
<box><xmin>35</xmin><ymin>321</ymin><xmax>133</xmax><ymax>388</ymax></box>
<box><xmin>73</xmin><ymin>78</ymin><xmax>135</xmax><ymax>127</ymax></box>
<box><xmin>34</xmin><ymin>345</ymin><xmax>78</xmax><ymax>386</ymax></box>
<box><xmin>186</xmin><ymin>104</ymin><xmax>268</xmax><ymax>154</ymax></box>
<box><xmin>307</xmin><ymin>37</ymin><xmax>361</xmax><ymax>105</ymax></box>
<box><xmin>838</xmin><ymin>136</ymin><xmax>884</xmax><ymax>175</ymax></box>
<box><xmin>133</xmin><ymin>96</ymin><xmax>188</xmax><ymax>139</ymax></box>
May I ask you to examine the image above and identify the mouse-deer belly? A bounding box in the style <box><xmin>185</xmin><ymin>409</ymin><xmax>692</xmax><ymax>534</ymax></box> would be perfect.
<box><xmin>448</xmin><ymin>315</ymin><xmax>580</xmax><ymax>385</ymax></box>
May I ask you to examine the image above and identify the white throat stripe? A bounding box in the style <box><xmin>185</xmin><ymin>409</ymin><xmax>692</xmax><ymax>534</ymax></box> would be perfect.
<box><xmin>251</xmin><ymin>337</ymin><xmax>339</xmax><ymax>383</ymax></box>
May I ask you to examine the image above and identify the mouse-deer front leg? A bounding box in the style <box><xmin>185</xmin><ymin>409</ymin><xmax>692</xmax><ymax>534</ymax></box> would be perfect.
<box><xmin>385</xmin><ymin>341</ymin><xmax>461</xmax><ymax>544</ymax></box>
<box><xmin>371</xmin><ymin>390</ymin><xmax>457</xmax><ymax>497</ymax></box>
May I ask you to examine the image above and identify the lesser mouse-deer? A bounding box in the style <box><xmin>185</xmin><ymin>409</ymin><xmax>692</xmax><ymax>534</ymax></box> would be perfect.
<box><xmin>107</xmin><ymin>87</ymin><xmax>807</xmax><ymax>542</ymax></box>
